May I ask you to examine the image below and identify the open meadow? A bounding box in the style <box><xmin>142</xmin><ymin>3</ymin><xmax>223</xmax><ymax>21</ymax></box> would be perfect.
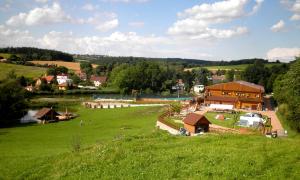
<box><xmin>0</xmin><ymin>63</ymin><xmax>46</xmax><ymax>80</ymax></box>
<box><xmin>185</xmin><ymin>63</ymin><xmax>282</xmax><ymax>72</ymax></box>
<box><xmin>0</xmin><ymin>105</ymin><xmax>299</xmax><ymax>179</ymax></box>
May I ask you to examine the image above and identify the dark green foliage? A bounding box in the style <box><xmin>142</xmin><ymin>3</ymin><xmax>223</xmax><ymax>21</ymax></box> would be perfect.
<box><xmin>194</xmin><ymin>68</ymin><xmax>210</xmax><ymax>85</ymax></box>
<box><xmin>273</xmin><ymin>58</ymin><xmax>300</xmax><ymax>132</ymax></box>
<box><xmin>242</xmin><ymin>60</ymin><xmax>288</xmax><ymax>93</ymax></box>
<box><xmin>46</xmin><ymin>66</ymin><xmax>68</xmax><ymax>76</ymax></box>
<box><xmin>225</xmin><ymin>69</ymin><xmax>235</xmax><ymax>82</ymax></box>
<box><xmin>39</xmin><ymin>78</ymin><xmax>52</xmax><ymax>91</ymax></box>
<box><xmin>0</xmin><ymin>79</ymin><xmax>28</xmax><ymax>126</ymax></box>
<box><xmin>69</xmin><ymin>73</ymin><xmax>81</xmax><ymax>85</ymax></box>
<box><xmin>80</xmin><ymin>62</ymin><xmax>93</xmax><ymax>77</ymax></box>
<box><xmin>0</xmin><ymin>47</ymin><xmax>73</xmax><ymax>61</ymax></box>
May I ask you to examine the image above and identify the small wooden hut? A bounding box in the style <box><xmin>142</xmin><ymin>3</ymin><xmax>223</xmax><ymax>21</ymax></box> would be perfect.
<box><xmin>183</xmin><ymin>113</ymin><xmax>211</xmax><ymax>134</ymax></box>
<box><xmin>34</xmin><ymin>108</ymin><xmax>59</xmax><ymax>123</ymax></box>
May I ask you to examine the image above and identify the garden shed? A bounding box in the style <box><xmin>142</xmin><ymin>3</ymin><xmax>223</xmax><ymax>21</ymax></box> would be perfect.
<box><xmin>183</xmin><ymin>113</ymin><xmax>211</xmax><ymax>134</ymax></box>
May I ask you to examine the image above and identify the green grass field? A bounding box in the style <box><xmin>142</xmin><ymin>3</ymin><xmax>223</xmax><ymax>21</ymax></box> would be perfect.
<box><xmin>0</xmin><ymin>63</ymin><xmax>46</xmax><ymax>80</ymax></box>
<box><xmin>0</xmin><ymin>105</ymin><xmax>299</xmax><ymax>179</ymax></box>
<box><xmin>187</xmin><ymin>63</ymin><xmax>282</xmax><ymax>71</ymax></box>
<box><xmin>0</xmin><ymin>53</ymin><xmax>14</xmax><ymax>59</ymax></box>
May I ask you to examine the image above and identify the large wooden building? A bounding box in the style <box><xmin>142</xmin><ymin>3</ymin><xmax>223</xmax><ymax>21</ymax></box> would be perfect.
<box><xmin>204</xmin><ymin>81</ymin><xmax>265</xmax><ymax>110</ymax></box>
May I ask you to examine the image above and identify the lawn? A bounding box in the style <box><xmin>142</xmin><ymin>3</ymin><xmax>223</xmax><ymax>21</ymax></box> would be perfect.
<box><xmin>204</xmin><ymin>111</ymin><xmax>244</xmax><ymax>128</ymax></box>
<box><xmin>0</xmin><ymin>105</ymin><xmax>163</xmax><ymax>178</ymax></box>
<box><xmin>0</xmin><ymin>63</ymin><xmax>46</xmax><ymax>80</ymax></box>
<box><xmin>0</xmin><ymin>105</ymin><xmax>299</xmax><ymax>179</ymax></box>
<box><xmin>0</xmin><ymin>53</ymin><xmax>14</xmax><ymax>59</ymax></box>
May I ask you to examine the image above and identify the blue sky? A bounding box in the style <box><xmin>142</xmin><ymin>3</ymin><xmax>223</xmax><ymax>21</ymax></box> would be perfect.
<box><xmin>0</xmin><ymin>0</ymin><xmax>300</xmax><ymax>62</ymax></box>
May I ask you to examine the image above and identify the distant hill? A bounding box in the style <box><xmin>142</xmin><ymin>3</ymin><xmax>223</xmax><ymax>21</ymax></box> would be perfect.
<box><xmin>0</xmin><ymin>47</ymin><xmax>74</xmax><ymax>62</ymax></box>
<box><xmin>74</xmin><ymin>54</ymin><xmax>275</xmax><ymax>67</ymax></box>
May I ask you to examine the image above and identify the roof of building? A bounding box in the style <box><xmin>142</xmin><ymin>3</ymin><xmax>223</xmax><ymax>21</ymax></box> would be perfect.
<box><xmin>45</xmin><ymin>75</ymin><xmax>55</xmax><ymax>82</ymax></box>
<box><xmin>205</xmin><ymin>81</ymin><xmax>265</xmax><ymax>93</ymax></box>
<box><xmin>34</xmin><ymin>108</ymin><xmax>59</xmax><ymax>119</ymax></box>
<box><xmin>183</xmin><ymin>113</ymin><xmax>211</xmax><ymax>126</ymax></box>
<box><xmin>90</xmin><ymin>76</ymin><xmax>107</xmax><ymax>83</ymax></box>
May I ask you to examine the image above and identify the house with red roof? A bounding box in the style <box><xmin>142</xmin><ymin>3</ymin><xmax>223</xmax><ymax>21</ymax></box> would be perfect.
<box><xmin>90</xmin><ymin>75</ymin><xmax>107</xmax><ymax>87</ymax></box>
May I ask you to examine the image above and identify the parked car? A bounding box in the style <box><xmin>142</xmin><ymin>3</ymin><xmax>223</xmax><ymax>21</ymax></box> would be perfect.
<box><xmin>239</xmin><ymin>113</ymin><xmax>265</xmax><ymax>127</ymax></box>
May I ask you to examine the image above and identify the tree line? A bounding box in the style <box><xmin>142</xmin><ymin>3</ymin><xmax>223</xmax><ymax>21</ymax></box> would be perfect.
<box><xmin>0</xmin><ymin>47</ymin><xmax>73</xmax><ymax>62</ymax></box>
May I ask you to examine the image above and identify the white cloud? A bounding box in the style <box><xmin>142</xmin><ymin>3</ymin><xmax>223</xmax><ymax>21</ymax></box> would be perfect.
<box><xmin>6</xmin><ymin>2</ymin><xmax>72</xmax><ymax>26</ymax></box>
<box><xmin>168</xmin><ymin>0</ymin><xmax>261</xmax><ymax>40</ymax></box>
<box><xmin>0</xmin><ymin>26</ymin><xmax>212</xmax><ymax>59</ymax></box>
<box><xmin>35</xmin><ymin>0</ymin><xmax>49</xmax><ymax>3</ymax></box>
<box><xmin>96</xmin><ymin>19</ymin><xmax>119</xmax><ymax>32</ymax></box>
<box><xmin>82</xmin><ymin>3</ymin><xmax>98</xmax><ymax>11</ymax></box>
<box><xmin>267</xmin><ymin>47</ymin><xmax>300</xmax><ymax>62</ymax></box>
<box><xmin>79</xmin><ymin>13</ymin><xmax>119</xmax><ymax>32</ymax></box>
<box><xmin>280</xmin><ymin>0</ymin><xmax>300</xmax><ymax>21</ymax></box>
<box><xmin>270</xmin><ymin>20</ymin><xmax>285</xmax><ymax>32</ymax></box>
<box><xmin>290</xmin><ymin>14</ymin><xmax>300</xmax><ymax>20</ymax></box>
<box><xmin>101</xmin><ymin>0</ymin><xmax>149</xmax><ymax>3</ymax></box>
<box><xmin>249</xmin><ymin>0</ymin><xmax>264</xmax><ymax>15</ymax></box>
<box><xmin>0</xmin><ymin>25</ymin><xmax>36</xmax><ymax>47</ymax></box>
<box><xmin>128</xmin><ymin>21</ymin><xmax>145</xmax><ymax>28</ymax></box>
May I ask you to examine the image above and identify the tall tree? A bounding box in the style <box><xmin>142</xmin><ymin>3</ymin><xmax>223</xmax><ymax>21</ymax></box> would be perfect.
<box><xmin>273</xmin><ymin>58</ymin><xmax>300</xmax><ymax>132</ymax></box>
<box><xmin>0</xmin><ymin>79</ymin><xmax>28</xmax><ymax>126</ymax></box>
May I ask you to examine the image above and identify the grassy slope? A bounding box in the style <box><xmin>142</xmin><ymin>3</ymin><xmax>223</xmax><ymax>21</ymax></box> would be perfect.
<box><xmin>0</xmin><ymin>63</ymin><xmax>46</xmax><ymax>80</ymax></box>
<box><xmin>0</xmin><ymin>106</ymin><xmax>162</xmax><ymax>178</ymax></box>
<box><xmin>0</xmin><ymin>106</ymin><xmax>299</xmax><ymax>179</ymax></box>
<box><xmin>0</xmin><ymin>53</ymin><xmax>13</xmax><ymax>59</ymax></box>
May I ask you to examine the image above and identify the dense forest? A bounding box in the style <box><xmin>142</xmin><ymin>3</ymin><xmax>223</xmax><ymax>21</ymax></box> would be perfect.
<box><xmin>0</xmin><ymin>47</ymin><xmax>73</xmax><ymax>62</ymax></box>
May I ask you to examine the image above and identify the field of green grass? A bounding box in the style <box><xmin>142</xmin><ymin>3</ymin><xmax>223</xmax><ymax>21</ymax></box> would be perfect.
<box><xmin>0</xmin><ymin>53</ymin><xmax>13</xmax><ymax>59</ymax></box>
<box><xmin>187</xmin><ymin>63</ymin><xmax>282</xmax><ymax>71</ymax></box>
<box><xmin>0</xmin><ymin>105</ymin><xmax>299</xmax><ymax>179</ymax></box>
<box><xmin>0</xmin><ymin>63</ymin><xmax>46</xmax><ymax>80</ymax></box>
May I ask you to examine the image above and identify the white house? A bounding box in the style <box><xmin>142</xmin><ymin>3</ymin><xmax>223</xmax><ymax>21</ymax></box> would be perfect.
<box><xmin>57</xmin><ymin>74</ymin><xmax>73</xmax><ymax>85</ymax></box>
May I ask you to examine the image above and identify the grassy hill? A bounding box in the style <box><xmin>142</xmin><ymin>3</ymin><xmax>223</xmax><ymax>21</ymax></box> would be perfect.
<box><xmin>0</xmin><ymin>63</ymin><xmax>46</xmax><ymax>80</ymax></box>
<box><xmin>0</xmin><ymin>105</ymin><xmax>299</xmax><ymax>179</ymax></box>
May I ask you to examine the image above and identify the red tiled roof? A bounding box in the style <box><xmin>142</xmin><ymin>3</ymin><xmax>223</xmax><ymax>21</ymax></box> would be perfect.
<box><xmin>90</xmin><ymin>76</ymin><xmax>107</xmax><ymax>83</ymax></box>
<box><xmin>45</xmin><ymin>75</ymin><xmax>54</xmax><ymax>83</ymax></box>
<box><xmin>206</xmin><ymin>81</ymin><xmax>265</xmax><ymax>93</ymax></box>
<box><xmin>183</xmin><ymin>113</ymin><xmax>211</xmax><ymax>126</ymax></box>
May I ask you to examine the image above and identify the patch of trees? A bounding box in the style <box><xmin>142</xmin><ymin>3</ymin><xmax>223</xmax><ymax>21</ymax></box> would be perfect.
<box><xmin>108</xmin><ymin>61</ymin><xmax>210</xmax><ymax>94</ymax></box>
<box><xmin>242</xmin><ymin>61</ymin><xmax>289</xmax><ymax>93</ymax></box>
<box><xmin>0</xmin><ymin>47</ymin><xmax>73</xmax><ymax>62</ymax></box>
<box><xmin>0</xmin><ymin>73</ymin><xmax>29</xmax><ymax>126</ymax></box>
<box><xmin>273</xmin><ymin>58</ymin><xmax>300</xmax><ymax>132</ymax></box>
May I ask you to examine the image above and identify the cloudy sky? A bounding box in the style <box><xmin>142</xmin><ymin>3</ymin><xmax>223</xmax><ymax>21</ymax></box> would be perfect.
<box><xmin>0</xmin><ymin>0</ymin><xmax>300</xmax><ymax>62</ymax></box>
